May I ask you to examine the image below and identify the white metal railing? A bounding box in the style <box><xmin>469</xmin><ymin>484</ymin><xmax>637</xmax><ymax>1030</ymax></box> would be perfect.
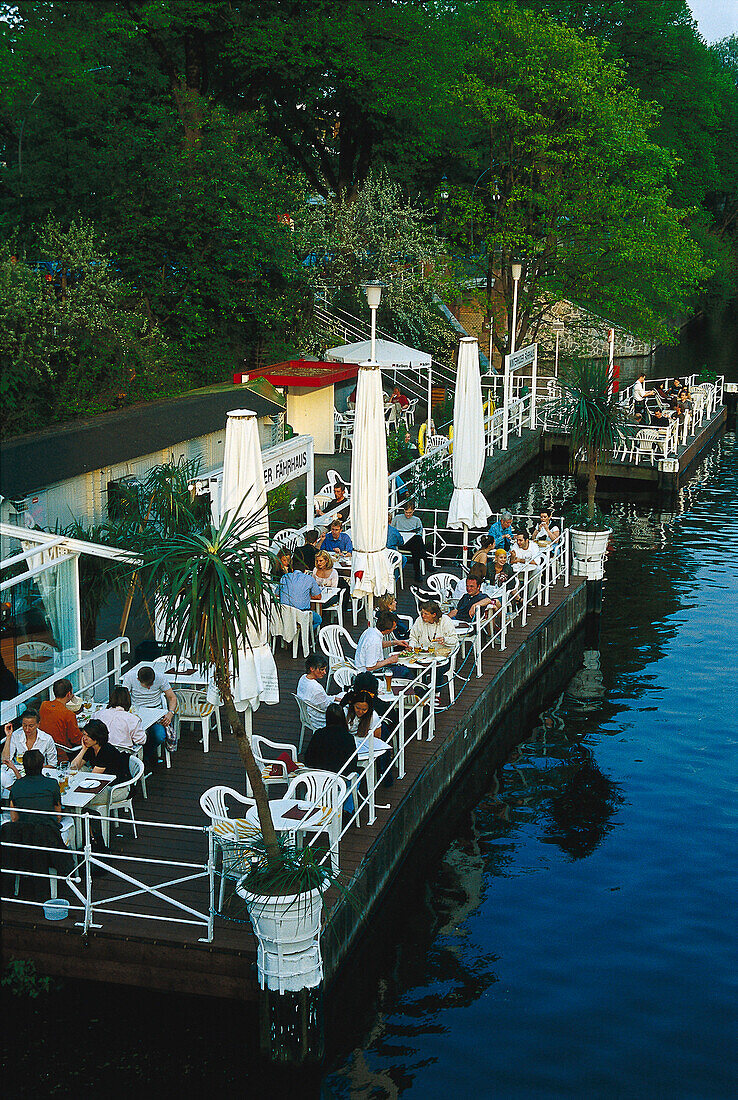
<box><xmin>1</xmin><ymin>636</ymin><xmax>131</xmax><ymax>724</ymax></box>
<box><xmin>1</xmin><ymin>806</ymin><xmax>216</xmax><ymax>941</ymax></box>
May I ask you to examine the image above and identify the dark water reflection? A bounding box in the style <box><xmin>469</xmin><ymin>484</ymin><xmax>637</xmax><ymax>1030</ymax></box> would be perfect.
<box><xmin>323</xmin><ymin>435</ymin><xmax>738</xmax><ymax>1099</ymax></box>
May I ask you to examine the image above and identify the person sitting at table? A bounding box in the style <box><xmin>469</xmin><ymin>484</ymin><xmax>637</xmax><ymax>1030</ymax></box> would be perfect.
<box><xmin>678</xmin><ymin>388</ymin><xmax>693</xmax><ymax>415</ymax></box>
<box><xmin>531</xmin><ymin>507</ymin><xmax>560</xmax><ymax>545</ymax></box>
<box><xmin>510</xmin><ymin>530</ymin><xmax>544</xmax><ymax>568</ymax></box>
<box><xmin>39</xmin><ymin>678</ymin><xmax>83</xmax><ymax>753</ymax></box>
<box><xmin>2</xmin><ymin>709</ymin><xmax>57</xmax><ymax>781</ymax></box>
<box><xmin>487</xmin><ymin>550</ymin><xmax>517</xmax><ymax>609</ymax></box>
<box><xmin>344</xmin><ymin>690</ymin><xmax>383</xmax><ymax>742</ymax></box>
<box><xmin>487</xmin><ymin>510</ymin><xmax>515</xmax><ymax>552</ymax></box>
<box><xmin>472</xmin><ymin>535</ymin><xmax>496</xmax><ymax>568</ymax></box>
<box><xmin>272</xmin><ymin>547</ymin><xmax>292</xmax><ymax>578</ymax></box>
<box><xmin>94</xmin><ymin>686</ymin><xmax>146</xmax><ymax>751</ymax></box>
<box><xmin>313</xmin><ymin>550</ymin><xmax>341</xmax><ymax>609</ymax></box>
<box><xmin>2</xmin><ymin>749</ymin><xmax>75</xmax><ymax>897</ymax></box>
<box><xmin>279</xmin><ymin>560</ymin><xmax>323</xmax><ymax>631</ymax></box>
<box><xmin>652</xmin><ymin>406</ymin><xmax>670</xmax><ymax>428</ymax></box>
<box><xmin>297</xmin><ymin>653</ymin><xmax>345</xmax><ymax>733</ymax></box>
<box><xmin>448</xmin><ymin>576</ymin><xmax>493</xmax><ymax>624</ymax></box>
<box><xmin>667</xmin><ymin>378</ymin><xmax>683</xmax><ymax>406</ymax></box>
<box><xmin>355</xmin><ymin>611</ymin><xmax>409</xmax><ymax>676</ymax></box>
<box><xmin>316</xmin><ymin>481</ymin><xmax>350</xmax><ymax>523</ymax></box>
<box><xmin>121</xmin><ymin>662</ymin><xmax>177</xmax><ymax>765</ymax></box>
<box><xmin>451</xmin><ymin>563</ymin><xmax>486</xmax><ymax>600</ymax></box>
<box><xmin>389</xmin><ymin>385</ymin><xmax>410</xmax><ymax>410</ymax></box>
<box><xmin>303</xmin><ymin>703</ymin><xmax>356</xmax><ymax>775</ymax></box>
<box><xmin>70</xmin><ymin>719</ymin><xmax>131</xmax><ymax>784</ymax></box>
<box><xmin>392</xmin><ymin>500</ymin><xmax>431</xmax><ymax>580</ymax></box>
<box><xmin>633</xmin><ymin>373</ymin><xmax>656</xmax><ymax>422</ymax></box>
<box><xmin>352</xmin><ymin>671</ymin><xmax>395</xmax><ymax>723</ymax></box>
<box><xmin>409</xmin><ymin>600</ymin><xmax>458</xmax><ymax>651</ymax></box>
<box><xmin>297</xmin><ymin>529</ymin><xmax>320</xmax><ymax>570</ymax></box>
<box><xmin>321</xmin><ymin>518</ymin><xmax>353</xmax><ymax>555</ymax></box>
<box><xmin>375</xmin><ymin>593</ymin><xmax>410</xmax><ymax>641</ymax></box>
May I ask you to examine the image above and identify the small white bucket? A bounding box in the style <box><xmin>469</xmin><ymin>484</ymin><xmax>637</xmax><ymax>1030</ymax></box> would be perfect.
<box><xmin>43</xmin><ymin>898</ymin><xmax>69</xmax><ymax>921</ymax></box>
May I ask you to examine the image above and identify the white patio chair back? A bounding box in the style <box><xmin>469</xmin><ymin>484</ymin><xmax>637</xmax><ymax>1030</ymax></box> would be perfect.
<box><xmin>91</xmin><ymin>754</ymin><xmax>145</xmax><ymax>846</ymax></box>
<box><xmin>425</xmin><ymin>434</ymin><xmax>448</xmax><ymax>454</ymax></box>
<box><xmin>272</xmin><ymin>527</ymin><xmax>301</xmax><ymax>551</ymax></box>
<box><xmin>402</xmin><ymin>398</ymin><xmax>419</xmax><ymax>429</ymax></box>
<box><xmin>252</xmin><ymin>734</ymin><xmax>297</xmax><ymax>775</ymax></box>
<box><xmin>426</xmin><ymin>572</ymin><xmax>459</xmax><ymax>603</ymax></box>
<box><xmin>322</xmin><ymin>585</ymin><xmax>346</xmax><ymax>629</ymax></box>
<box><xmin>318</xmin><ymin>624</ymin><xmax>357</xmax><ymax>673</ymax></box>
<box><xmin>199</xmin><ymin>785</ymin><xmax>257</xmax><ymax>907</ymax></box>
<box><xmin>285</xmin><ymin>769</ymin><xmax>349</xmax><ymax>873</ymax></box>
<box><xmin>634</xmin><ymin>428</ymin><xmax>664</xmax><ymax>465</ymax></box>
<box><xmin>174</xmin><ymin>687</ymin><xmax>221</xmax><ymax>753</ymax></box>
<box><xmin>326</xmin><ymin>469</ymin><xmax>350</xmax><ymax>491</ymax></box>
<box><xmin>385</xmin><ymin>548</ymin><xmax>404</xmax><ymax>590</ymax></box>
<box><xmin>293</xmin><ymin>693</ymin><xmax>315</xmax><ymax>754</ymax></box>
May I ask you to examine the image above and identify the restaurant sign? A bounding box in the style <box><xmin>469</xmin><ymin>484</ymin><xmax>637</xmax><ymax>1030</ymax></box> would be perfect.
<box><xmin>261</xmin><ymin>435</ymin><xmax>312</xmax><ymax>490</ymax></box>
<box><xmin>507</xmin><ymin>343</ymin><xmax>537</xmax><ymax>371</ymax></box>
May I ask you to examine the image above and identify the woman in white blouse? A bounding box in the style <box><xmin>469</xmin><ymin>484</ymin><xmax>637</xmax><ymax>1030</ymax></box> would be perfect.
<box><xmin>2</xmin><ymin>708</ymin><xmax>57</xmax><ymax>780</ymax></box>
<box><xmin>94</xmin><ymin>686</ymin><xmax>146</xmax><ymax>750</ymax></box>
<box><xmin>409</xmin><ymin>601</ymin><xmax>458</xmax><ymax>651</ymax></box>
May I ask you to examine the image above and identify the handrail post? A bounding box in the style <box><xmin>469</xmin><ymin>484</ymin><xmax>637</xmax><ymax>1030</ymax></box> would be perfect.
<box><xmin>427</xmin><ymin>663</ymin><xmax>436</xmax><ymax>741</ymax></box>
<box><xmin>83</xmin><ymin>814</ymin><xmax>93</xmax><ymax>934</ymax></box>
<box><xmin>206</xmin><ymin>828</ymin><xmax>216</xmax><ymax>941</ymax></box>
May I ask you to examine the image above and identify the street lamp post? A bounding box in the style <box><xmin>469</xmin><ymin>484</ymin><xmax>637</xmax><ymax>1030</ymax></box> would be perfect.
<box><xmin>362</xmin><ymin>282</ymin><xmax>383</xmax><ymax>364</ymax></box>
<box><xmin>553</xmin><ymin>320</ymin><xmax>564</xmax><ymax>378</ymax></box>
<box><xmin>510</xmin><ymin>261</ymin><xmax>522</xmax><ymax>356</ymax></box>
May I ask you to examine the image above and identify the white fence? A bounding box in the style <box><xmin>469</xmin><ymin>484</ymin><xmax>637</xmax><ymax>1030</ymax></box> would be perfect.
<box><xmin>2</xmin><ymin>806</ymin><xmax>216</xmax><ymax>941</ymax></box>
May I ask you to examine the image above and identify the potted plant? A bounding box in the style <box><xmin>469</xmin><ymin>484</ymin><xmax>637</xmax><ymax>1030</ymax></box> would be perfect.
<box><xmin>140</xmin><ymin>509</ymin><xmax>341</xmax><ymax>996</ymax></box>
<box><xmin>554</xmin><ymin>361</ymin><xmax>627</xmax><ymax>579</ymax></box>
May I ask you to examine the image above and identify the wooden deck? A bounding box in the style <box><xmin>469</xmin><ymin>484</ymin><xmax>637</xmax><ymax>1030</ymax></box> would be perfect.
<box><xmin>1</xmin><ymin>576</ymin><xmax>584</xmax><ymax>1000</ymax></box>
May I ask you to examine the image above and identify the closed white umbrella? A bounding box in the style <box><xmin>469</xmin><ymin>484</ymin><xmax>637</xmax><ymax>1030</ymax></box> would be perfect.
<box><xmin>220</xmin><ymin>409</ymin><xmax>279</xmax><ymax>717</ymax></box>
<box><xmin>350</xmin><ymin>364</ymin><xmax>394</xmax><ymax>604</ymax></box>
<box><xmin>448</xmin><ymin>337</ymin><xmax>492</xmax><ymax>563</ymax></box>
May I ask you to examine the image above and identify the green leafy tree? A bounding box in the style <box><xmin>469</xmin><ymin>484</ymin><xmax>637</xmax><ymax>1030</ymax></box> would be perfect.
<box><xmin>445</xmin><ymin>3</ymin><xmax>711</xmax><ymax>356</ymax></box>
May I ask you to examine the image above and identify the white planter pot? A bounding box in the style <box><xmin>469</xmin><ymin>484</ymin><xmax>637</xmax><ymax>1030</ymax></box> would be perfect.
<box><xmin>570</xmin><ymin>527</ymin><xmax>612</xmax><ymax>580</ymax></box>
<box><xmin>238</xmin><ymin>884</ymin><xmax>324</xmax><ymax>994</ymax></box>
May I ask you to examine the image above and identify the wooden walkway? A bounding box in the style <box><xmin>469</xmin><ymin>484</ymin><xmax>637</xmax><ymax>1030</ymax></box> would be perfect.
<box><xmin>1</xmin><ymin>576</ymin><xmax>582</xmax><ymax>999</ymax></box>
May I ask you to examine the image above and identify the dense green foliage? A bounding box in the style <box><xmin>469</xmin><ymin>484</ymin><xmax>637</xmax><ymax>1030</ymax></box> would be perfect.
<box><xmin>2</xmin><ymin>0</ymin><xmax>736</xmax><ymax>436</ymax></box>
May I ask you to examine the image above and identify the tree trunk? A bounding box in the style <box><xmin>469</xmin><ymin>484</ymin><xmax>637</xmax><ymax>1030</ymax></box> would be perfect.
<box><xmin>215</xmin><ymin>673</ymin><xmax>282</xmax><ymax>872</ymax></box>
<box><xmin>587</xmin><ymin>449</ymin><xmax>597</xmax><ymax>523</ymax></box>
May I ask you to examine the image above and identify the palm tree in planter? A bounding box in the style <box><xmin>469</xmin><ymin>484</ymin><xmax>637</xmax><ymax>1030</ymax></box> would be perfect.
<box><xmin>554</xmin><ymin>360</ymin><xmax>628</xmax><ymax>579</ymax></box>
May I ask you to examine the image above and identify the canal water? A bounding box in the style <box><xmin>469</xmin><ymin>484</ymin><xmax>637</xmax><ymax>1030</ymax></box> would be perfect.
<box><xmin>3</xmin><ymin>311</ymin><xmax>736</xmax><ymax>1097</ymax></box>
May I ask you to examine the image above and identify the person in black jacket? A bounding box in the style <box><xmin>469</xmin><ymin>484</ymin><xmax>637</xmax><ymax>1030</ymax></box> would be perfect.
<box><xmin>303</xmin><ymin>704</ymin><xmax>356</xmax><ymax>774</ymax></box>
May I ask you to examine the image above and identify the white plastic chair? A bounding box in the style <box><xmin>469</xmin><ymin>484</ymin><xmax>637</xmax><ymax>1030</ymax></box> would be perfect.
<box><xmin>425</xmin><ymin>572</ymin><xmax>460</xmax><ymax>603</ymax></box>
<box><xmin>424</xmin><ymin>434</ymin><xmax>448</xmax><ymax>454</ymax></box>
<box><xmin>322</xmin><ymin>585</ymin><xmax>346</xmax><ymax>630</ymax></box>
<box><xmin>90</xmin><ymin>755</ymin><xmax>145</xmax><ymax>847</ymax></box>
<box><xmin>272</xmin><ymin>527</ymin><xmax>301</xmax><ymax>552</ymax></box>
<box><xmin>293</xmin><ymin>693</ymin><xmax>315</xmax><ymax>756</ymax></box>
<box><xmin>119</xmin><ymin>743</ymin><xmax>148</xmax><ymax>798</ymax></box>
<box><xmin>199</xmin><ymin>785</ymin><xmax>257</xmax><ymax>908</ymax></box>
<box><xmin>253</xmin><ymin>734</ymin><xmax>298</xmax><ymax>777</ymax></box>
<box><xmin>402</xmin><ymin>398</ymin><xmax>418</xmax><ymax>430</ymax></box>
<box><xmin>326</xmin><ymin>470</ymin><xmax>350</xmax><ymax>492</ymax></box>
<box><xmin>284</xmin><ymin>770</ymin><xmax>348</xmax><ymax>874</ymax></box>
<box><xmin>174</xmin><ymin>687</ymin><xmax>222</xmax><ymax>753</ymax></box>
<box><xmin>318</xmin><ymin>625</ymin><xmax>357</xmax><ymax>689</ymax></box>
<box><xmin>386</xmin><ymin>548</ymin><xmax>404</xmax><ymax>589</ymax></box>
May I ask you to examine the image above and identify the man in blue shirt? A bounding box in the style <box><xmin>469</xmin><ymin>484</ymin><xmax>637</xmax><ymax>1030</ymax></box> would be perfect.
<box><xmin>487</xmin><ymin>510</ymin><xmax>515</xmax><ymax>552</ymax></box>
<box><xmin>386</xmin><ymin>514</ymin><xmax>404</xmax><ymax>553</ymax></box>
<box><xmin>279</xmin><ymin>567</ymin><xmax>323</xmax><ymax>629</ymax></box>
<box><xmin>321</xmin><ymin>519</ymin><xmax>353</xmax><ymax>554</ymax></box>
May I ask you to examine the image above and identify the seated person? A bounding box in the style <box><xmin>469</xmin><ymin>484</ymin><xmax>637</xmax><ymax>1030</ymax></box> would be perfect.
<box><xmin>409</xmin><ymin>600</ymin><xmax>458</xmax><ymax>651</ymax></box>
<box><xmin>304</xmin><ymin>703</ymin><xmax>356</xmax><ymax>774</ymax></box>
<box><xmin>375</xmin><ymin>593</ymin><xmax>410</xmax><ymax>641</ymax></box>
<box><xmin>531</xmin><ymin>507</ymin><xmax>560</xmax><ymax>545</ymax></box>
<box><xmin>321</xmin><ymin>518</ymin><xmax>353</xmax><ymax>555</ymax></box>
<box><xmin>352</xmin><ymin>671</ymin><xmax>394</xmax><ymax>721</ymax></box>
<box><xmin>667</xmin><ymin>378</ymin><xmax>683</xmax><ymax>406</ymax></box>
<box><xmin>678</xmin><ymin>388</ymin><xmax>693</xmax><ymax>415</ymax></box>
<box><xmin>510</xmin><ymin>531</ymin><xmax>544</xmax><ymax>568</ymax></box>
<box><xmin>472</xmin><ymin>535</ymin><xmax>496</xmax><ymax>568</ymax></box>
<box><xmin>487</xmin><ymin>511</ymin><xmax>516</xmax><ymax>552</ymax></box>
<box><xmin>298</xmin><ymin>529</ymin><xmax>320</xmax><ymax>570</ymax></box>
<box><xmin>652</xmin><ymin>407</ymin><xmax>670</xmax><ymax>428</ymax></box>
<box><xmin>344</xmin><ymin>690</ymin><xmax>383</xmax><ymax>744</ymax></box>
<box><xmin>389</xmin><ymin>385</ymin><xmax>410</xmax><ymax>410</ymax></box>
<box><xmin>279</xmin><ymin>562</ymin><xmax>323</xmax><ymax>631</ymax></box>
<box><xmin>3</xmin><ymin>749</ymin><xmax>75</xmax><ymax>894</ymax></box>
<box><xmin>70</xmin><ymin>719</ymin><xmax>132</xmax><ymax>784</ymax></box>
<box><xmin>386</xmin><ymin>512</ymin><xmax>405</xmax><ymax>554</ymax></box>
<box><xmin>2</xmin><ymin>709</ymin><xmax>57</xmax><ymax>781</ymax></box>
<box><xmin>448</xmin><ymin>576</ymin><xmax>493</xmax><ymax>624</ymax></box>
<box><xmin>39</xmin><ymin>677</ymin><xmax>83</xmax><ymax>751</ymax></box>
<box><xmin>312</xmin><ymin>550</ymin><xmax>341</xmax><ymax>607</ymax></box>
<box><xmin>355</xmin><ymin>611</ymin><xmax>409</xmax><ymax>675</ymax></box>
<box><xmin>316</xmin><ymin>481</ymin><xmax>350</xmax><ymax>523</ymax></box>
<box><xmin>392</xmin><ymin>500</ymin><xmax>431</xmax><ymax>579</ymax></box>
<box><xmin>121</xmin><ymin>662</ymin><xmax>177</xmax><ymax>764</ymax></box>
<box><xmin>488</xmin><ymin>549</ymin><xmax>516</xmax><ymax>592</ymax></box>
<box><xmin>272</xmin><ymin>547</ymin><xmax>292</xmax><ymax>578</ymax></box>
<box><xmin>296</xmin><ymin>653</ymin><xmax>345</xmax><ymax>732</ymax></box>
<box><xmin>452</xmin><ymin>563</ymin><xmax>486</xmax><ymax>600</ymax></box>
<box><xmin>94</xmin><ymin>686</ymin><xmax>146</xmax><ymax>751</ymax></box>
